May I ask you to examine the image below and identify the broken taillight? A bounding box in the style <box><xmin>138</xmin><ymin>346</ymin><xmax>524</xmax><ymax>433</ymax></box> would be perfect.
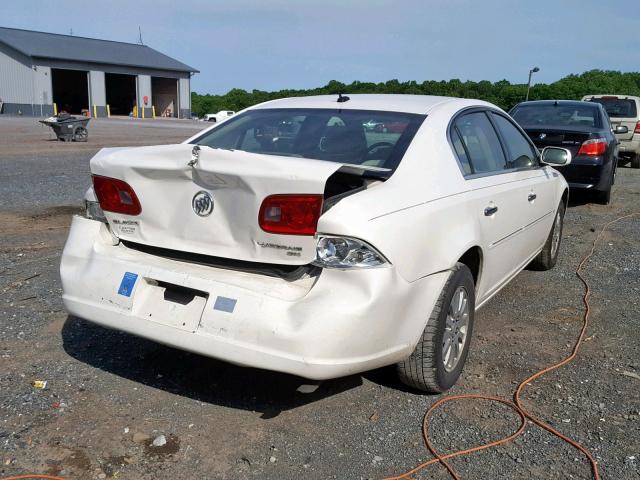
<box><xmin>577</xmin><ymin>138</ymin><xmax>607</xmax><ymax>156</ymax></box>
<box><xmin>92</xmin><ymin>175</ymin><xmax>142</xmax><ymax>215</ymax></box>
<box><xmin>258</xmin><ymin>194</ymin><xmax>323</xmax><ymax>235</ymax></box>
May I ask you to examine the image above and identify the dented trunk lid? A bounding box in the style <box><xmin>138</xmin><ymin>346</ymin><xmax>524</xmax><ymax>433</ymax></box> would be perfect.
<box><xmin>90</xmin><ymin>144</ymin><xmax>343</xmax><ymax>265</ymax></box>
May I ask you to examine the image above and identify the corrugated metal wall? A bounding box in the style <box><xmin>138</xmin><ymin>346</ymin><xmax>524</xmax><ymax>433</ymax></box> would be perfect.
<box><xmin>137</xmin><ymin>74</ymin><xmax>152</xmax><ymax>117</ymax></box>
<box><xmin>0</xmin><ymin>42</ymin><xmax>34</xmax><ymax>103</ymax></box>
<box><xmin>179</xmin><ymin>77</ymin><xmax>190</xmax><ymax>118</ymax></box>
<box><xmin>89</xmin><ymin>71</ymin><xmax>106</xmax><ymax>106</ymax></box>
<box><xmin>0</xmin><ymin>42</ymin><xmax>52</xmax><ymax>114</ymax></box>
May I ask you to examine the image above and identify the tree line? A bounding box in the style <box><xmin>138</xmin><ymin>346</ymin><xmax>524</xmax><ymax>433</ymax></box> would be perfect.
<box><xmin>191</xmin><ymin>70</ymin><xmax>640</xmax><ymax>116</ymax></box>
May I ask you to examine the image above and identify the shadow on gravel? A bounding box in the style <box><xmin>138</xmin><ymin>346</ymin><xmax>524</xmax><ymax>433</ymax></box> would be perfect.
<box><xmin>61</xmin><ymin>316</ymin><xmax>362</xmax><ymax>419</ymax></box>
<box><xmin>363</xmin><ymin>366</ymin><xmax>430</xmax><ymax>394</ymax></box>
<box><xmin>567</xmin><ymin>189</ymin><xmax>600</xmax><ymax>208</ymax></box>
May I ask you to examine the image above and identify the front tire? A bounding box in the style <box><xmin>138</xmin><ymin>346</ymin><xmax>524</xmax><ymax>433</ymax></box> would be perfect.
<box><xmin>631</xmin><ymin>154</ymin><xmax>640</xmax><ymax>169</ymax></box>
<box><xmin>529</xmin><ymin>200</ymin><xmax>565</xmax><ymax>270</ymax></box>
<box><xmin>397</xmin><ymin>263</ymin><xmax>475</xmax><ymax>393</ymax></box>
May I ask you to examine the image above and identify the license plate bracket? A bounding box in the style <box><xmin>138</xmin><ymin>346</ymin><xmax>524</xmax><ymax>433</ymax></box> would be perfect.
<box><xmin>132</xmin><ymin>278</ymin><xmax>208</xmax><ymax>332</ymax></box>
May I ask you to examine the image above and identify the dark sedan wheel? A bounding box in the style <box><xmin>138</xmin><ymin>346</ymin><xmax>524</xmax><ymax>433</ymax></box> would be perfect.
<box><xmin>632</xmin><ymin>154</ymin><xmax>640</xmax><ymax>169</ymax></box>
<box><xmin>596</xmin><ymin>187</ymin><xmax>611</xmax><ymax>205</ymax></box>
<box><xmin>595</xmin><ymin>169</ymin><xmax>614</xmax><ymax>205</ymax></box>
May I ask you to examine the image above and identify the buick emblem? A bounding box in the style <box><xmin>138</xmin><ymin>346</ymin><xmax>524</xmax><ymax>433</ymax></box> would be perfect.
<box><xmin>539</xmin><ymin>133</ymin><xmax>547</xmax><ymax>140</ymax></box>
<box><xmin>192</xmin><ymin>191</ymin><xmax>214</xmax><ymax>217</ymax></box>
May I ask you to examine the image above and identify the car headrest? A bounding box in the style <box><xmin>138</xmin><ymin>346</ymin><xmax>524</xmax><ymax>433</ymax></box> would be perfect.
<box><xmin>321</xmin><ymin>124</ymin><xmax>367</xmax><ymax>155</ymax></box>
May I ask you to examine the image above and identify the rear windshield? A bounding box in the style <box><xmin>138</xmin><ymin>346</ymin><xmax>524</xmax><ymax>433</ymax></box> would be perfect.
<box><xmin>191</xmin><ymin>108</ymin><xmax>426</xmax><ymax>175</ymax></box>
<box><xmin>586</xmin><ymin>98</ymin><xmax>637</xmax><ymax>118</ymax></box>
<box><xmin>511</xmin><ymin>104</ymin><xmax>601</xmax><ymax>128</ymax></box>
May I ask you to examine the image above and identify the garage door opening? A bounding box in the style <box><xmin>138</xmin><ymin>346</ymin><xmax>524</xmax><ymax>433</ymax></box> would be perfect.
<box><xmin>51</xmin><ymin>68</ymin><xmax>89</xmax><ymax>114</ymax></box>
<box><xmin>152</xmin><ymin>77</ymin><xmax>178</xmax><ymax>117</ymax></box>
<box><xmin>105</xmin><ymin>73</ymin><xmax>136</xmax><ymax>116</ymax></box>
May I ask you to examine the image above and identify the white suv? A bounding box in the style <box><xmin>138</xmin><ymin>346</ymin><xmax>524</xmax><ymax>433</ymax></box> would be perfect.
<box><xmin>203</xmin><ymin>110</ymin><xmax>235</xmax><ymax>123</ymax></box>
<box><xmin>583</xmin><ymin>95</ymin><xmax>640</xmax><ymax>168</ymax></box>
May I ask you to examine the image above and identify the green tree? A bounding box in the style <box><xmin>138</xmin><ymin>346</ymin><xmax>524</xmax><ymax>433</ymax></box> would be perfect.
<box><xmin>191</xmin><ymin>70</ymin><xmax>640</xmax><ymax>116</ymax></box>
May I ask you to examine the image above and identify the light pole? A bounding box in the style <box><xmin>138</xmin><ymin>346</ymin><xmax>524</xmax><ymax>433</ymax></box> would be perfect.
<box><xmin>526</xmin><ymin>67</ymin><xmax>540</xmax><ymax>101</ymax></box>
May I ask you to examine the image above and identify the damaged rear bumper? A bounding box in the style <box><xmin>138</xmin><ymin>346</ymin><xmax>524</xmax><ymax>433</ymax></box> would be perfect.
<box><xmin>60</xmin><ymin>216</ymin><xmax>448</xmax><ymax>380</ymax></box>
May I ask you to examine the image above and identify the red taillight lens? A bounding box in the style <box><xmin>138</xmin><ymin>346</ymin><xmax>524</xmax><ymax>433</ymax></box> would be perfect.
<box><xmin>634</xmin><ymin>121</ymin><xmax>640</xmax><ymax>134</ymax></box>
<box><xmin>577</xmin><ymin>139</ymin><xmax>607</xmax><ymax>156</ymax></box>
<box><xmin>92</xmin><ymin>175</ymin><xmax>142</xmax><ymax>215</ymax></box>
<box><xmin>258</xmin><ymin>194</ymin><xmax>323</xmax><ymax>235</ymax></box>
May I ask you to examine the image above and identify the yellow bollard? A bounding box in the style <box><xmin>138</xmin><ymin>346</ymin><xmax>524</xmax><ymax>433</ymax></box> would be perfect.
<box><xmin>141</xmin><ymin>106</ymin><xmax>145</xmax><ymax>119</ymax></box>
<box><xmin>106</xmin><ymin>104</ymin><xmax>111</xmax><ymax>118</ymax></box>
<box><xmin>53</xmin><ymin>103</ymin><xmax>57</xmax><ymax>116</ymax></box>
<box><xmin>152</xmin><ymin>105</ymin><xmax>156</xmax><ymax>119</ymax></box>
<box><xmin>93</xmin><ymin>104</ymin><xmax>97</xmax><ymax>118</ymax></box>
<box><xmin>133</xmin><ymin>105</ymin><xmax>137</xmax><ymax>118</ymax></box>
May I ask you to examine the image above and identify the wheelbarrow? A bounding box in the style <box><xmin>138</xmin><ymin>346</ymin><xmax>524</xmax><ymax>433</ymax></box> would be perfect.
<box><xmin>40</xmin><ymin>113</ymin><xmax>90</xmax><ymax>142</ymax></box>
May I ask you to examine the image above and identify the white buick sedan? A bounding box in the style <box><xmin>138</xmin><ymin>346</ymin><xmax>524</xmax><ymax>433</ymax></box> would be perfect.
<box><xmin>61</xmin><ymin>94</ymin><xmax>571</xmax><ymax>392</ymax></box>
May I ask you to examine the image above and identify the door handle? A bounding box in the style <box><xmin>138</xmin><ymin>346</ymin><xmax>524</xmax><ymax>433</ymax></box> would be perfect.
<box><xmin>528</xmin><ymin>193</ymin><xmax>537</xmax><ymax>202</ymax></box>
<box><xmin>484</xmin><ymin>205</ymin><xmax>498</xmax><ymax>216</ymax></box>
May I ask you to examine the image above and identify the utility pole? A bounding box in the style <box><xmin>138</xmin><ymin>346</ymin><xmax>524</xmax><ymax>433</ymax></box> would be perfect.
<box><xmin>138</xmin><ymin>26</ymin><xmax>144</xmax><ymax>45</ymax></box>
<box><xmin>526</xmin><ymin>67</ymin><xmax>540</xmax><ymax>101</ymax></box>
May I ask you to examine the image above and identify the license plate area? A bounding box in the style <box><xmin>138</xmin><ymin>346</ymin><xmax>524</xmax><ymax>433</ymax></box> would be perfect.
<box><xmin>132</xmin><ymin>278</ymin><xmax>208</xmax><ymax>332</ymax></box>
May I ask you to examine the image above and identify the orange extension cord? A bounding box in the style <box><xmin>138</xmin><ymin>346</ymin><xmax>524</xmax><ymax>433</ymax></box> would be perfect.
<box><xmin>385</xmin><ymin>212</ymin><xmax>639</xmax><ymax>480</ymax></box>
<box><xmin>1</xmin><ymin>214</ymin><xmax>635</xmax><ymax>480</ymax></box>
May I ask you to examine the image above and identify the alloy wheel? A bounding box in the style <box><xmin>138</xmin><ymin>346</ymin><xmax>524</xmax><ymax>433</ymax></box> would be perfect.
<box><xmin>442</xmin><ymin>286</ymin><xmax>470</xmax><ymax>372</ymax></box>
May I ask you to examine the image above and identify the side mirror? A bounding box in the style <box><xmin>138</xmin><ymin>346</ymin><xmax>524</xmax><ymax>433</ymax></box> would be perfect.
<box><xmin>540</xmin><ymin>146</ymin><xmax>572</xmax><ymax>166</ymax></box>
<box><xmin>614</xmin><ymin>125</ymin><xmax>629</xmax><ymax>134</ymax></box>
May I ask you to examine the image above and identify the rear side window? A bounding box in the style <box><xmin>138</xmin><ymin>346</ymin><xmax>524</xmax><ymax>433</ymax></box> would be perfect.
<box><xmin>453</xmin><ymin>112</ymin><xmax>507</xmax><ymax>174</ymax></box>
<box><xmin>587</xmin><ymin>98</ymin><xmax>638</xmax><ymax>118</ymax></box>
<box><xmin>491</xmin><ymin>113</ymin><xmax>537</xmax><ymax>169</ymax></box>
<box><xmin>451</xmin><ymin>130</ymin><xmax>472</xmax><ymax>175</ymax></box>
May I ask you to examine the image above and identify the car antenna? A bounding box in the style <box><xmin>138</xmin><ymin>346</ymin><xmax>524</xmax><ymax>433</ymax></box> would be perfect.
<box><xmin>337</xmin><ymin>93</ymin><xmax>350</xmax><ymax>103</ymax></box>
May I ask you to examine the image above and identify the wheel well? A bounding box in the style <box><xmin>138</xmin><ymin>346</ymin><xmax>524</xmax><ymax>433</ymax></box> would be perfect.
<box><xmin>458</xmin><ymin>247</ymin><xmax>482</xmax><ymax>286</ymax></box>
<box><xmin>561</xmin><ymin>188</ymin><xmax>569</xmax><ymax>207</ymax></box>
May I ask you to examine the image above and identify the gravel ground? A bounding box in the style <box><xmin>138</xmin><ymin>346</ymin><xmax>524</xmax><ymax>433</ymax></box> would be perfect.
<box><xmin>0</xmin><ymin>116</ymin><xmax>638</xmax><ymax>479</ymax></box>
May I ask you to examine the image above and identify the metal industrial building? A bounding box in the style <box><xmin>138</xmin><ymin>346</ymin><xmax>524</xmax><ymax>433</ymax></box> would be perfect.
<box><xmin>0</xmin><ymin>26</ymin><xmax>198</xmax><ymax>118</ymax></box>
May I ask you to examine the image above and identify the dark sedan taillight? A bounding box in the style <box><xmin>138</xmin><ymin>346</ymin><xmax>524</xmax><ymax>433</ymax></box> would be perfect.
<box><xmin>577</xmin><ymin>138</ymin><xmax>607</xmax><ymax>156</ymax></box>
<box><xmin>92</xmin><ymin>175</ymin><xmax>142</xmax><ymax>215</ymax></box>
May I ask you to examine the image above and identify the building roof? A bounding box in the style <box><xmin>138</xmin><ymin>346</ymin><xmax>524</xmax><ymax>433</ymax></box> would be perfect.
<box><xmin>0</xmin><ymin>26</ymin><xmax>198</xmax><ymax>73</ymax></box>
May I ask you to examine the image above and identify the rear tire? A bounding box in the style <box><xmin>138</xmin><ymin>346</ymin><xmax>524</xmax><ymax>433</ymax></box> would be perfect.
<box><xmin>632</xmin><ymin>154</ymin><xmax>640</xmax><ymax>169</ymax></box>
<box><xmin>397</xmin><ymin>263</ymin><xmax>475</xmax><ymax>393</ymax></box>
<box><xmin>530</xmin><ymin>200</ymin><xmax>565</xmax><ymax>271</ymax></box>
<box><xmin>595</xmin><ymin>186</ymin><xmax>612</xmax><ymax>205</ymax></box>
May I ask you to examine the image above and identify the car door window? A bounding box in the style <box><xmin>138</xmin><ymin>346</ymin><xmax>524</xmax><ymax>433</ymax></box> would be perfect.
<box><xmin>491</xmin><ymin>113</ymin><xmax>537</xmax><ymax>169</ymax></box>
<box><xmin>453</xmin><ymin>112</ymin><xmax>507</xmax><ymax>174</ymax></box>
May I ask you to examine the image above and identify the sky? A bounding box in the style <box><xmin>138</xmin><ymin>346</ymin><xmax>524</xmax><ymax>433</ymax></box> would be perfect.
<box><xmin>5</xmin><ymin>0</ymin><xmax>640</xmax><ymax>94</ymax></box>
